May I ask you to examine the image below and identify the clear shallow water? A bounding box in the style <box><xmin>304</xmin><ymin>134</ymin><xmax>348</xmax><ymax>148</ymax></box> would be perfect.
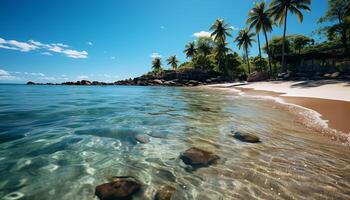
<box><xmin>0</xmin><ymin>84</ymin><xmax>349</xmax><ymax>200</ymax></box>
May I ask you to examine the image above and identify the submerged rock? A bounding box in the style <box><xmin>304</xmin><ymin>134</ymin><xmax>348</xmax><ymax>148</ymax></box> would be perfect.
<box><xmin>232</xmin><ymin>131</ymin><xmax>261</xmax><ymax>143</ymax></box>
<box><xmin>95</xmin><ymin>176</ymin><xmax>141</xmax><ymax>200</ymax></box>
<box><xmin>155</xmin><ymin>185</ymin><xmax>176</xmax><ymax>200</ymax></box>
<box><xmin>134</xmin><ymin>134</ymin><xmax>150</xmax><ymax>144</ymax></box>
<box><xmin>180</xmin><ymin>147</ymin><xmax>220</xmax><ymax>168</ymax></box>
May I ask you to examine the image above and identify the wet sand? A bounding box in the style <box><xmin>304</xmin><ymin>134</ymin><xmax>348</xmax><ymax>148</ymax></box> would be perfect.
<box><xmin>204</xmin><ymin>81</ymin><xmax>350</xmax><ymax>136</ymax></box>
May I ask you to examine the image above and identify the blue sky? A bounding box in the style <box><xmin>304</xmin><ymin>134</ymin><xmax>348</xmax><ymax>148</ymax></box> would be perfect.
<box><xmin>0</xmin><ymin>0</ymin><xmax>328</xmax><ymax>83</ymax></box>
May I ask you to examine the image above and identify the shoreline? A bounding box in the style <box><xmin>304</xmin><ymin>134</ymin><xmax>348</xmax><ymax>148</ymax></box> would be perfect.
<box><xmin>203</xmin><ymin>80</ymin><xmax>350</xmax><ymax>143</ymax></box>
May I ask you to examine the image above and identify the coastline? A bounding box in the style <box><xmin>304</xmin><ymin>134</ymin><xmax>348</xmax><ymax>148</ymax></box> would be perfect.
<box><xmin>203</xmin><ymin>80</ymin><xmax>350</xmax><ymax>143</ymax></box>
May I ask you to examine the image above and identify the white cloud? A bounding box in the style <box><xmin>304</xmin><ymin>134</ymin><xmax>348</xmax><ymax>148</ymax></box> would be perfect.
<box><xmin>0</xmin><ymin>69</ymin><xmax>10</xmax><ymax>76</ymax></box>
<box><xmin>0</xmin><ymin>37</ymin><xmax>88</xmax><ymax>59</ymax></box>
<box><xmin>62</xmin><ymin>49</ymin><xmax>88</xmax><ymax>58</ymax></box>
<box><xmin>150</xmin><ymin>53</ymin><xmax>162</xmax><ymax>58</ymax></box>
<box><xmin>87</xmin><ymin>42</ymin><xmax>93</xmax><ymax>46</ymax></box>
<box><xmin>77</xmin><ymin>75</ymin><xmax>89</xmax><ymax>80</ymax></box>
<box><xmin>230</xmin><ymin>26</ymin><xmax>239</xmax><ymax>31</ymax></box>
<box><xmin>193</xmin><ymin>31</ymin><xmax>212</xmax><ymax>38</ymax></box>
<box><xmin>0</xmin><ymin>69</ymin><xmax>17</xmax><ymax>80</ymax></box>
<box><xmin>41</xmin><ymin>52</ymin><xmax>53</xmax><ymax>56</ymax></box>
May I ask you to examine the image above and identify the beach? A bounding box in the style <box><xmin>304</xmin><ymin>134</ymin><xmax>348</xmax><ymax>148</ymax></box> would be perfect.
<box><xmin>205</xmin><ymin>80</ymin><xmax>350</xmax><ymax>139</ymax></box>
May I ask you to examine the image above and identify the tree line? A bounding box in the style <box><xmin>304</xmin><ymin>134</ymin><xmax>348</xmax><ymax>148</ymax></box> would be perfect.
<box><xmin>151</xmin><ymin>0</ymin><xmax>349</xmax><ymax>79</ymax></box>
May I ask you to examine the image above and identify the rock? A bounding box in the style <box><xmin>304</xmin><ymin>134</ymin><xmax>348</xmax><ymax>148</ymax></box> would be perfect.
<box><xmin>163</xmin><ymin>81</ymin><xmax>176</xmax><ymax>86</ymax></box>
<box><xmin>26</xmin><ymin>81</ymin><xmax>35</xmax><ymax>85</ymax></box>
<box><xmin>232</xmin><ymin>131</ymin><xmax>261</xmax><ymax>143</ymax></box>
<box><xmin>187</xmin><ymin>80</ymin><xmax>202</xmax><ymax>86</ymax></box>
<box><xmin>324</xmin><ymin>73</ymin><xmax>331</xmax><ymax>78</ymax></box>
<box><xmin>153</xmin><ymin>79</ymin><xmax>164</xmax><ymax>84</ymax></box>
<box><xmin>154</xmin><ymin>185</ymin><xmax>176</xmax><ymax>200</ymax></box>
<box><xmin>81</xmin><ymin>80</ymin><xmax>92</xmax><ymax>85</ymax></box>
<box><xmin>331</xmin><ymin>72</ymin><xmax>340</xmax><ymax>78</ymax></box>
<box><xmin>247</xmin><ymin>71</ymin><xmax>269</xmax><ymax>82</ymax></box>
<box><xmin>134</xmin><ymin>134</ymin><xmax>150</xmax><ymax>144</ymax></box>
<box><xmin>180</xmin><ymin>147</ymin><xmax>220</xmax><ymax>168</ymax></box>
<box><xmin>95</xmin><ymin>176</ymin><xmax>141</xmax><ymax>200</ymax></box>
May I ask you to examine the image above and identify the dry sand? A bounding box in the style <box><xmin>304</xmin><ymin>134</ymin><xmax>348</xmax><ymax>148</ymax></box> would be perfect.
<box><xmin>206</xmin><ymin>80</ymin><xmax>350</xmax><ymax>134</ymax></box>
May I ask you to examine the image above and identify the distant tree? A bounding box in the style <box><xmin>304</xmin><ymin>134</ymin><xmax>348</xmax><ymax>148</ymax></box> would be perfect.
<box><xmin>214</xmin><ymin>42</ymin><xmax>231</xmax><ymax>73</ymax></box>
<box><xmin>152</xmin><ymin>57</ymin><xmax>162</xmax><ymax>72</ymax></box>
<box><xmin>290</xmin><ymin>35</ymin><xmax>313</xmax><ymax>54</ymax></box>
<box><xmin>196</xmin><ymin>36</ymin><xmax>214</xmax><ymax>56</ymax></box>
<box><xmin>252</xmin><ymin>56</ymin><xmax>268</xmax><ymax>72</ymax></box>
<box><xmin>166</xmin><ymin>55</ymin><xmax>179</xmax><ymax>70</ymax></box>
<box><xmin>247</xmin><ymin>1</ymin><xmax>274</xmax><ymax>76</ymax></box>
<box><xmin>263</xmin><ymin>36</ymin><xmax>291</xmax><ymax>57</ymax></box>
<box><xmin>184</xmin><ymin>42</ymin><xmax>197</xmax><ymax>59</ymax></box>
<box><xmin>235</xmin><ymin>29</ymin><xmax>256</xmax><ymax>74</ymax></box>
<box><xmin>318</xmin><ymin>0</ymin><xmax>350</xmax><ymax>54</ymax></box>
<box><xmin>269</xmin><ymin>0</ymin><xmax>311</xmax><ymax>72</ymax></box>
<box><xmin>210</xmin><ymin>19</ymin><xmax>232</xmax><ymax>44</ymax></box>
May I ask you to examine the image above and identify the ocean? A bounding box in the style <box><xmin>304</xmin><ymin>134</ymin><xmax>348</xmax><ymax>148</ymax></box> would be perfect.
<box><xmin>0</xmin><ymin>84</ymin><xmax>349</xmax><ymax>199</ymax></box>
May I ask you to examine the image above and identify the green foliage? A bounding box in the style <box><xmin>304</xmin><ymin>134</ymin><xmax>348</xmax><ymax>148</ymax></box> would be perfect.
<box><xmin>252</xmin><ymin>56</ymin><xmax>268</xmax><ymax>71</ymax></box>
<box><xmin>269</xmin><ymin>0</ymin><xmax>311</xmax><ymax>25</ymax></box>
<box><xmin>184</xmin><ymin>42</ymin><xmax>197</xmax><ymax>58</ymax></box>
<box><xmin>290</xmin><ymin>34</ymin><xmax>314</xmax><ymax>53</ymax></box>
<box><xmin>235</xmin><ymin>29</ymin><xmax>256</xmax><ymax>73</ymax></box>
<box><xmin>210</xmin><ymin>19</ymin><xmax>232</xmax><ymax>44</ymax></box>
<box><xmin>247</xmin><ymin>1</ymin><xmax>273</xmax><ymax>33</ymax></box>
<box><xmin>152</xmin><ymin>57</ymin><xmax>162</xmax><ymax>73</ymax></box>
<box><xmin>196</xmin><ymin>36</ymin><xmax>215</xmax><ymax>56</ymax></box>
<box><xmin>318</xmin><ymin>0</ymin><xmax>350</xmax><ymax>53</ymax></box>
<box><xmin>166</xmin><ymin>55</ymin><xmax>179</xmax><ymax>70</ymax></box>
<box><xmin>263</xmin><ymin>36</ymin><xmax>291</xmax><ymax>56</ymax></box>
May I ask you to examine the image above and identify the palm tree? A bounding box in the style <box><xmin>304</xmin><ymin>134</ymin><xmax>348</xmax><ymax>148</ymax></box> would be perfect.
<box><xmin>210</xmin><ymin>19</ymin><xmax>232</xmax><ymax>43</ymax></box>
<box><xmin>235</xmin><ymin>29</ymin><xmax>256</xmax><ymax>74</ymax></box>
<box><xmin>152</xmin><ymin>57</ymin><xmax>162</xmax><ymax>72</ymax></box>
<box><xmin>166</xmin><ymin>55</ymin><xmax>179</xmax><ymax>70</ymax></box>
<box><xmin>247</xmin><ymin>1</ymin><xmax>274</xmax><ymax>77</ymax></box>
<box><xmin>184</xmin><ymin>42</ymin><xmax>197</xmax><ymax>59</ymax></box>
<box><xmin>269</xmin><ymin>0</ymin><xmax>311</xmax><ymax>72</ymax></box>
<box><xmin>215</xmin><ymin>42</ymin><xmax>231</xmax><ymax>72</ymax></box>
<box><xmin>197</xmin><ymin>42</ymin><xmax>212</xmax><ymax>56</ymax></box>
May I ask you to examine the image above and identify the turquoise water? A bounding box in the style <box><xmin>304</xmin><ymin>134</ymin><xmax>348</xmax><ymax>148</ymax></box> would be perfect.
<box><xmin>0</xmin><ymin>84</ymin><xmax>349</xmax><ymax>200</ymax></box>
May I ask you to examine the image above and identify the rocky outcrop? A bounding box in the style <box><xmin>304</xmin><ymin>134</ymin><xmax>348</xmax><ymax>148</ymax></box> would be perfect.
<box><xmin>26</xmin><ymin>81</ymin><xmax>35</xmax><ymax>85</ymax></box>
<box><xmin>115</xmin><ymin>69</ymin><xmax>232</xmax><ymax>87</ymax></box>
<box><xmin>247</xmin><ymin>71</ymin><xmax>269</xmax><ymax>82</ymax></box>
<box><xmin>95</xmin><ymin>176</ymin><xmax>141</xmax><ymax>200</ymax></box>
<box><xmin>180</xmin><ymin>147</ymin><xmax>220</xmax><ymax>169</ymax></box>
<box><xmin>154</xmin><ymin>185</ymin><xmax>176</xmax><ymax>200</ymax></box>
<box><xmin>232</xmin><ymin>131</ymin><xmax>261</xmax><ymax>143</ymax></box>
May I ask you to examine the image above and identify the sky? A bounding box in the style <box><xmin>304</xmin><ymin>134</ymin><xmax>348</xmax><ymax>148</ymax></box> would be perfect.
<box><xmin>0</xmin><ymin>0</ymin><xmax>329</xmax><ymax>83</ymax></box>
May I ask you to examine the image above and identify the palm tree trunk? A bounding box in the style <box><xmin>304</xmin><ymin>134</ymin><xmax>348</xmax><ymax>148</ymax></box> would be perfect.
<box><xmin>245</xmin><ymin>47</ymin><xmax>250</xmax><ymax>74</ymax></box>
<box><xmin>257</xmin><ymin>33</ymin><xmax>262</xmax><ymax>58</ymax></box>
<box><xmin>281</xmin><ymin>8</ymin><xmax>288</xmax><ymax>72</ymax></box>
<box><xmin>263</xmin><ymin>28</ymin><xmax>272</xmax><ymax>79</ymax></box>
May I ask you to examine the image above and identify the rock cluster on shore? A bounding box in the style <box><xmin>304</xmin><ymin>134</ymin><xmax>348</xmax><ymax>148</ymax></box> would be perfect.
<box><xmin>26</xmin><ymin>69</ymin><xmax>232</xmax><ymax>87</ymax></box>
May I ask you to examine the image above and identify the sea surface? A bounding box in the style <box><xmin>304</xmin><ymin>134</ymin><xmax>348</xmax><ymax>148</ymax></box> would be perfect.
<box><xmin>0</xmin><ymin>84</ymin><xmax>349</xmax><ymax>200</ymax></box>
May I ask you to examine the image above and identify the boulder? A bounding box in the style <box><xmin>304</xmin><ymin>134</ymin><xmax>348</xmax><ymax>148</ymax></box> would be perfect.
<box><xmin>153</xmin><ymin>79</ymin><xmax>164</xmax><ymax>85</ymax></box>
<box><xmin>134</xmin><ymin>134</ymin><xmax>150</xmax><ymax>144</ymax></box>
<box><xmin>247</xmin><ymin>71</ymin><xmax>269</xmax><ymax>82</ymax></box>
<box><xmin>331</xmin><ymin>72</ymin><xmax>340</xmax><ymax>78</ymax></box>
<box><xmin>232</xmin><ymin>131</ymin><xmax>260</xmax><ymax>143</ymax></box>
<box><xmin>180</xmin><ymin>147</ymin><xmax>220</xmax><ymax>168</ymax></box>
<box><xmin>154</xmin><ymin>185</ymin><xmax>176</xmax><ymax>200</ymax></box>
<box><xmin>81</xmin><ymin>80</ymin><xmax>92</xmax><ymax>85</ymax></box>
<box><xmin>95</xmin><ymin>176</ymin><xmax>141</xmax><ymax>200</ymax></box>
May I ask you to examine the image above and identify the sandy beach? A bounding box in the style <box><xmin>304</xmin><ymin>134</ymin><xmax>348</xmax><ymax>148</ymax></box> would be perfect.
<box><xmin>205</xmin><ymin>80</ymin><xmax>350</xmax><ymax>136</ymax></box>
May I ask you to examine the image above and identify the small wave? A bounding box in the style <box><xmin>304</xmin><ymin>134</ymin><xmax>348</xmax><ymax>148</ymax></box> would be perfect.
<box><xmin>239</xmin><ymin>93</ymin><xmax>350</xmax><ymax>145</ymax></box>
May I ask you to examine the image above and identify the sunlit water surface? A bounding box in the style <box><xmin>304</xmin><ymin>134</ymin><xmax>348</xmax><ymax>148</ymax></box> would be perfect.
<box><xmin>0</xmin><ymin>85</ymin><xmax>349</xmax><ymax>200</ymax></box>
